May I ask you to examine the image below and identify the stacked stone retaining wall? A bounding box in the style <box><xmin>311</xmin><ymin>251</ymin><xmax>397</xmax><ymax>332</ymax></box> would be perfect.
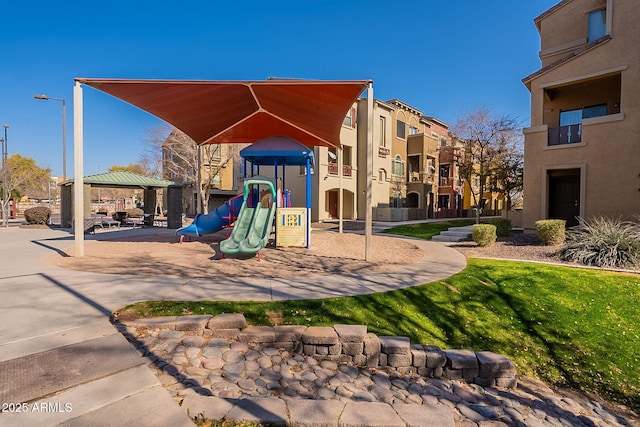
<box><xmin>120</xmin><ymin>313</ymin><xmax>516</xmax><ymax>389</ymax></box>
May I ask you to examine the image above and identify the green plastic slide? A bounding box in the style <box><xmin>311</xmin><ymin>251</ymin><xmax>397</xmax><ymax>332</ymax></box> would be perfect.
<box><xmin>218</xmin><ymin>203</ymin><xmax>255</xmax><ymax>254</ymax></box>
<box><xmin>219</xmin><ymin>176</ymin><xmax>277</xmax><ymax>256</ymax></box>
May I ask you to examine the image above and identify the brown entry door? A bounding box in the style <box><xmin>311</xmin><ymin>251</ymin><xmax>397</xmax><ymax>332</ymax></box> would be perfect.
<box><xmin>328</xmin><ymin>191</ymin><xmax>338</xmax><ymax>219</ymax></box>
<box><xmin>548</xmin><ymin>169</ymin><xmax>580</xmax><ymax>227</ymax></box>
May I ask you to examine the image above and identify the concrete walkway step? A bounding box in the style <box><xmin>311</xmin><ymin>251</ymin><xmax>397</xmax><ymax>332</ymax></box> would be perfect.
<box><xmin>0</xmin><ymin>333</ymin><xmax>143</xmax><ymax>404</ymax></box>
<box><xmin>0</xmin><ymin>333</ymin><xmax>193</xmax><ymax>427</ymax></box>
<box><xmin>181</xmin><ymin>395</ymin><xmax>455</xmax><ymax>427</ymax></box>
<box><xmin>2</xmin><ymin>365</ymin><xmax>193</xmax><ymax>427</ymax></box>
<box><xmin>431</xmin><ymin>225</ymin><xmax>474</xmax><ymax>242</ymax></box>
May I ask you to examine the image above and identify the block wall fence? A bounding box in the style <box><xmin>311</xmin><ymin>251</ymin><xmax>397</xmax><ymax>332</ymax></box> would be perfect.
<box><xmin>119</xmin><ymin>313</ymin><xmax>517</xmax><ymax>389</ymax></box>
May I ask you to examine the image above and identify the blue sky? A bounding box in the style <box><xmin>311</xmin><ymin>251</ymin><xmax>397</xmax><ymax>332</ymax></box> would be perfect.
<box><xmin>0</xmin><ymin>0</ymin><xmax>559</xmax><ymax>178</ymax></box>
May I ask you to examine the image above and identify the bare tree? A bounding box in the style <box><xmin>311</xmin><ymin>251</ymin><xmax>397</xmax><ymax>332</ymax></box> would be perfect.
<box><xmin>491</xmin><ymin>139</ymin><xmax>524</xmax><ymax>215</ymax></box>
<box><xmin>144</xmin><ymin>125</ymin><xmax>243</xmax><ymax>214</ymax></box>
<box><xmin>452</xmin><ymin>108</ymin><xmax>520</xmax><ymax>223</ymax></box>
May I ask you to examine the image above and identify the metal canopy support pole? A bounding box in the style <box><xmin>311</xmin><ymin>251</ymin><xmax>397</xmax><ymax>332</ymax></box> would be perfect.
<box><xmin>338</xmin><ymin>144</ymin><xmax>343</xmax><ymax>234</ymax></box>
<box><xmin>306</xmin><ymin>157</ymin><xmax>311</xmax><ymax>249</ymax></box>
<box><xmin>274</xmin><ymin>159</ymin><xmax>279</xmax><ymax>249</ymax></box>
<box><xmin>196</xmin><ymin>145</ymin><xmax>202</xmax><ymax>214</ymax></box>
<box><xmin>365</xmin><ymin>83</ymin><xmax>373</xmax><ymax>261</ymax></box>
<box><xmin>61</xmin><ymin>99</ymin><xmax>67</xmax><ymax>182</ymax></box>
<box><xmin>73</xmin><ymin>82</ymin><xmax>84</xmax><ymax>257</ymax></box>
<box><xmin>2</xmin><ymin>126</ymin><xmax>8</xmax><ymax>228</ymax></box>
<box><xmin>282</xmin><ymin>164</ymin><xmax>286</xmax><ymax>199</ymax></box>
<box><xmin>274</xmin><ymin>159</ymin><xmax>279</xmax><ymax>207</ymax></box>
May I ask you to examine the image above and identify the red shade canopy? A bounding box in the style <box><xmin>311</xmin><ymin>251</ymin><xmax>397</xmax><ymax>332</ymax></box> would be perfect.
<box><xmin>75</xmin><ymin>78</ymin><xmax>371</xmax><ymax>148</ymax></box>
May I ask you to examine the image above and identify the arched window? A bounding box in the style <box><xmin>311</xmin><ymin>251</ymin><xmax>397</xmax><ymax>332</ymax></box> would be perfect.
<box><xmin>378</xmin><ymin>168</ymin><xmax>387</xmax><ymax>182</ymax></box>
<box><xmin>392</xmin><ymin>155</ymin><xmax>404</xmax><ymax>176</ymax></box>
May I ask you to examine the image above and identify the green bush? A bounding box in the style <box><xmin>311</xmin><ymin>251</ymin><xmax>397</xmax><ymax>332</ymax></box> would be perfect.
<box><xmin>556</xmin><ymin>217</ymin><xmax>640</xmax><ymax>269</ymax></box>
<box><xmin>472</xmin><ymin>224</ymin><xmax>497</xmax><ymax>247</ymax></box>
<box><xmin>535</xmin><ymin>219</ymin><xmax>566</xmax><ymax>245</ymax></box>
<box><xmin>485</xmin><ymin>218</ymin><xmax>512</xmax><ymax>237</ymax></box>
<box><xmin>24</xmin><ymin>206</ymin><xmax>51</xmax><ymax>224</ymax></box>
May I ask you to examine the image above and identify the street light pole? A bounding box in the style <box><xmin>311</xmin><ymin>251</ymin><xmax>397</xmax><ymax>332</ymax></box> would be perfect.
<box><xmin>34</xmin><ymin>94</ymin><xmax>66</xmax><ymax>181</ymax></box>
<box><xmin>2</xmin><ymin>124</ymin><xmax>8</xmax><ymax>227</ymax></box>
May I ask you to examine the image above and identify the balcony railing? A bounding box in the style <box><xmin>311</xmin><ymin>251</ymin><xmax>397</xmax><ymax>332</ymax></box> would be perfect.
<box><xmin>548</xmin><ymin>124</ymin><xmax>581</xmax><ymax>146</ymax></box>
<box><xmin>439</xmin><ymin>177</ymin><xmax>450</xmax><ymax>186</ymax></box>
<box><xmin>327</xmin><ymin>162</ymin><xmax>352</xmax><ymax>177</ymax></box>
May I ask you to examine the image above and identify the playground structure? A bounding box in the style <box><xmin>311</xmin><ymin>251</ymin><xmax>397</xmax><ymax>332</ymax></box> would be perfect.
<box><xmin>238</xmin><ymin>136</ymin><xmax>314</xmax><ymax>251</ymax></box>
<box><xmin>219</xmin><ymin>177</ymin><xmax>277</xmax><ymax>260</ymax></box>
<box><xmin>176</xmin><ymin>136</ymin><xmax>315</xmax><ymax>259</ymax></box>
<box><xmin>175</xmin><ymin>194</ymin><xmax>243</xmax><ymax>241</ymax></box>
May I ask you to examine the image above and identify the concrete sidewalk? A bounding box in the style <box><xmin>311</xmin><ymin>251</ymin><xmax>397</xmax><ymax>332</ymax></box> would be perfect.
<box><xmin>0</xmin><ymin>224</ymin><xmax>466</xmax><ymax>426</ymax></box>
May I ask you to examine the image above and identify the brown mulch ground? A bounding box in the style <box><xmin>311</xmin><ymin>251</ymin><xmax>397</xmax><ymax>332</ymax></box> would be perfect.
<box><xmin>48</xmin><ymin>227</ymin><xmax>424</xmax><ymax>279</ymax></box>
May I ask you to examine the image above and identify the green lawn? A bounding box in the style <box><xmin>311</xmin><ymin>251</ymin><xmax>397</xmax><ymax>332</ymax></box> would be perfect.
<box><xmin>380</xmin><ymin>219</ymin><xmax>475</xmax><ymax>240</ymax></box>
<box><xmin>119</xmin><ymin>259</ymin><xmax>639</xmax><ymax>410</ymax></box>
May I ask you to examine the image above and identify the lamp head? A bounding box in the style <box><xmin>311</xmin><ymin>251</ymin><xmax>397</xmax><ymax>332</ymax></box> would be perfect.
<box><xmin>34</xmin><ymin>94</ymin><xmax>49</xmax><ymax>100</ymax></box>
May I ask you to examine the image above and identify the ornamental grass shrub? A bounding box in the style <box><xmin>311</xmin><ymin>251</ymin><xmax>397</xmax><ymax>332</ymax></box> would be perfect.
<box><xmin>486</xmin><ymin>218</ymin><xmax>512</xmax><ymax>238</ymax></box>
<box><xmin>556</xmin><ymin>217</ymin><xmax>640</xmax><ymax>269</ymax></box>
<box><xmin>472</xmin><ymin>224</ymin><xmax>496</xmax><ymax>247</ymax></box>
<box><xmin>24</xmin><ymin>206</ymin><xmax>51</xmax><ymax>225</ymax></box>
<box><xmin>535</xmin><ymin>219</ymin><xmax>566</xmax><ymax>245</ymax></box>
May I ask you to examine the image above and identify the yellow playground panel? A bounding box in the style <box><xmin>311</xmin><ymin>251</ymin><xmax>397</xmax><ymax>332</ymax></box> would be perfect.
<box><xmin>275</xmin><ymin>208</ymin><xmax>308</xmax><ymax>247</ymax></box>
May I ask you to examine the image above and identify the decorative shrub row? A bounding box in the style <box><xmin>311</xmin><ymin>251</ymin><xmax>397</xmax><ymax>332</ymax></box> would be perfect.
<box><xmin>472</xmin><ymin>224</ymin><xmax>496</xmax><ymax>247</ymax></box>
<box><xmin>469</xmin><ymin>218</ymin><xmax>512</xmax><ymax>247</ymax></box>
<box><xmin>535</xmin><ymin>219</ymin><xmax>565</xmax><ymax>245</ymax></box>
<box><xmin>485</xmin><ymin>218</ymin><xmax>512</xmax><ymax>238</ymax></box>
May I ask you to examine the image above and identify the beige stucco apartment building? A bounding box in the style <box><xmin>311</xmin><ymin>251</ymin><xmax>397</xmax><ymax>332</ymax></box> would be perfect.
<box><xmin>522</xmin><ymin>0</ymin><xmax>637</xmax><ymax>230</ymax></box>
<box><xmin>356</xmin><ymin>98</ymin><xmax>394</xmax><ymax>220</ymax></box>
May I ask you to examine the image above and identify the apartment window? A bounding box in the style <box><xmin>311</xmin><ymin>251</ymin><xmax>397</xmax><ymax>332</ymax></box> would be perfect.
<box><xmin>588</xmin><ymin>8</ymin><xmax>606</xmax><ymax>41</ymax></box>
<box><xmin>440</xmin><ymin>137</ymin><xmax>448</xmax><ymax>147</ymax></box>
<box><xmin>379</xmin><ymin>116</ymin><xmax>386</xmax><ymax>147</ymax></box>
<box><xmin>438</xmin><ymin>195</ymin><xmax>450</xmax><ymax>210</ymax></box>
<box><xmin>583</xmin><ymin>104</ymin><xmax>608</xmax><ymax>119</ymax></box>
<box><xmin>328</xmin><ymin>147</ymin><xmax>338</xmax><ymax>163</ymax></box>
<box><xmin>343</xmin><ymin>146</ymin><xmax>352</xmax><ymax>166</ymax></box>
<box><xmin>439</xmin><ymin>164</ymin><xmax>450</xmax><ymax>186</ymax></box>
<box><xmin>343</xmin><ymin>107</ymin><xmax>356</xmax><ymax>128</ymax></box>
<box><xmin>560</xmin><ymin>109</ymin><xmax>582</xmax><ymax>127</ymax></box>
<box><xmin>396</xmin><ymin>120</ymin><xmax>406</xmax><ymax>139</ymax></box>
<box><xmin>392</xmin><ymin>155</ymin><xmax>404</xmax><ymax>176</ymax></box>
<box><xmin>299</xmin><ymin>165</ymin><xmax>314</xmax><ymax>175</ymax></box>
<box><xmin>409</xmin><ymin>125</ymin><xmax>418</xmax><ymax>136</ymax></box>
<box><xmin>427</xmin><ymin>159</ymin><xmax>435</xmax><ymax>175</ymax></box>
<box><xmin>553</xmin><ymin>104</ymin><xmax>608</xmax><ymax>145</ymax></box>
<box><xmin>343</xmin><ymin>112</ymin><xmax>352</xmax><ymax>127</ymax></box>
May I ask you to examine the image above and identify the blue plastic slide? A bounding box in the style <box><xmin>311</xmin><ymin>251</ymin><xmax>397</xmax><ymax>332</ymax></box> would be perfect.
<box><xmin>176</xmin><ymin>195</ymin><xmax>243</xmax><ymax>238</ymax></box>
